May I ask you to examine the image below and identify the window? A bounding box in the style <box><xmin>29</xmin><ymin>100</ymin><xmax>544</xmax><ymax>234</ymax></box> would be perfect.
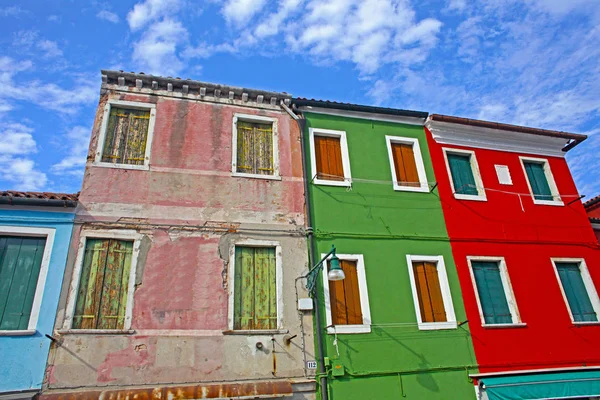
<box><xmin>520</xmin><ymin>157</ymin><xmax>562</xmax><ymax>206</ymax></box>
<box><xmin>63</xmin><ymin>230</ymin><xmax>141</xmax><ymax>331</ymax></box>
<box><xmin>227</xmin><ymin>240</ymin><xmax>283</xmax><ymax>331</ymax></box>
<box><xmin>232</xmin><ymin>114</ymin><xmax>279</xmax><ymax>179</ymax></box>
<box><xmin>385</xmin><ymin>136</ymin><xmax>428</xmax><ymax>192</ymax></box>
<box><xmin>309</xmin><ymin>128</ymin><xmax>352</xmax><ymax>187</ymax></box>
<box><xmin>552</xmin><ymin>259</ymin><xmax>600</xmax><ymax>324</ymax></box>
<box><xmin>0</xmin><ymin>230</ymin><xmax>55</xmax><ymax>333</ymax></box>
<box><xmin>322</xmin><ymin>254</ymin><xmax>371</xmax><ymax>333</ymax></box>
<box><xmin>443</xmin><ymin>148</ymin><xmax>486</xmax><ymax>201</ymax></box>
<box><xmin>467</xmin><ymin>257</ymin><xmax>522</xmax><ymax>326</ymax></box>
<box><xmin>407</xmin><ymin>255</ymin><xmax>456</xmax><ymax>330</ymax></box>
<box><xmin>95</xmin><ymin>100</ymin><xmax>156</xmax><ymax>170</ymax></box>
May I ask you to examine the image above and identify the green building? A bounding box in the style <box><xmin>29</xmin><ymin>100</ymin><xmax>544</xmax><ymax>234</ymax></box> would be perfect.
<box><xmin>292</xmin><ymin>99</ymin><xmax>478</xmax><ymax>399</ymax></box>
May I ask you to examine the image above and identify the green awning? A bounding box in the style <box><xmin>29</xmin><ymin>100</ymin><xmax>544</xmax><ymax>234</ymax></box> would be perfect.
<box><xmin>480</xmin><ymin>370</ymin><xmax>600</xmax><ymax>400</ymax></box>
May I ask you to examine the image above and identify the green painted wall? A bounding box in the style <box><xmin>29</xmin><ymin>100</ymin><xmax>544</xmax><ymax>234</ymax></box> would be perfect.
<box><xmin>303</xmin><ymin>112</ymin><xmax>478</xmax><ymax>399</ymax></box>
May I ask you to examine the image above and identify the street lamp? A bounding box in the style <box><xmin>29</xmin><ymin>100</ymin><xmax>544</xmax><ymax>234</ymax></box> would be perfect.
<box><xmin>304</xmin><ymin>245</ymin><xmax>345</xmax><ymax>294</ymax></box>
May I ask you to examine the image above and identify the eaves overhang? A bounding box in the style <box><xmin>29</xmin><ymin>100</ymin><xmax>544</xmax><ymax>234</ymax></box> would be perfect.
<box><xmin>0</xmin><ymin>191</ymin><xmax>78</xmax><ymax>208</ymax></box>
<box><xmin>293</xmin><ymin>98</ymin><xmax>428</xmax><ymax>126</ymax></box>
<box><xmin>426</xmin><ymin>114</ymin><xmax>587</xmax><ymax>158</ymax></box>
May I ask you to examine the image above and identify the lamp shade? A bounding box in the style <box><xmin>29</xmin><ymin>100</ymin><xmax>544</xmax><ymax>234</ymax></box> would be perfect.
<box><xmin>327</xmin><ymin>254</ymin><xmax>345</xmax><ymax>281</ymax></box>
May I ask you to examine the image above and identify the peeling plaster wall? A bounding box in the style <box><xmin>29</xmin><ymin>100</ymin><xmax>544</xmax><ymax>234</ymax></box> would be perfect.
<box><xmin>47</xmin><ymin>89</ymin><xmax>314</xmax><ymax>394</ymax></box>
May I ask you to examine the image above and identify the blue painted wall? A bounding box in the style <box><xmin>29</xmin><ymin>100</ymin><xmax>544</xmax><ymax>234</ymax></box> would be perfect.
<box><xmin>0</xmin><ymin>208</ymin><xmax>75</xmax><ymax>393</ymax></box>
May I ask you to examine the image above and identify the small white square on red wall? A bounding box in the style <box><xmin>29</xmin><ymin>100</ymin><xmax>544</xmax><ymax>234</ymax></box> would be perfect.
<box><xmin>495</xmin><ymin>165</ymin><xmax>513</xmax><ymax>185</ymax></box>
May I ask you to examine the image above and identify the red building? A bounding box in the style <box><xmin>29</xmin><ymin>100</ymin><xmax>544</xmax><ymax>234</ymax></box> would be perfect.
<box><xmin>585</xmin><ymin>196</ymin><xmax>600</xmax><ymax>243</ymax></box>
<box><xmin>426</xmin><ymin>115</ymin><xmax>600</xmax><ymax>399</ymax></box>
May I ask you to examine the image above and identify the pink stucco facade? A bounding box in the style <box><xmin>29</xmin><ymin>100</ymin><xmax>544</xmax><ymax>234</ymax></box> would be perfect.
<box><xmin>46</xmin><ymin>72</ymin><xmax>315</xmax><ymax>399</ymax></box>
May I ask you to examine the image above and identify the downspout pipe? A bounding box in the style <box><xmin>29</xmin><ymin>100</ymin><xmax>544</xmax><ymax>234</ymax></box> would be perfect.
<box><xmin>281</xmin><ymin>101</ymin><xmax>329</xmax><ymax>400</ymax></box>
<box><xmin>0</xmin><ymin>196</ymin><xmax>77</xmax><ymax>208</ymax></box>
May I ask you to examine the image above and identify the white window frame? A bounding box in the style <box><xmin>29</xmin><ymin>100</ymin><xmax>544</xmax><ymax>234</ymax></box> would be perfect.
<box><xmin>231</xmin><ymin>113</ymin><xmax>280</xmax><ymax>180</ymax></box>
<box><xmin>406</xmin><ymin>255</ymin><xmax>457</xmax><ymax>330</ymax></box>
<box><xmin>467</xmin><ymin>256</ymin><xmax>523</xmax><ymax>327</ymax></box>
<box><xmin>519</xmin><ymin>156</ymin><xmax>563</xmax><ymax>206</ymax></box>
<box><xmin>309</xmin><ymin>128</ymin><xmax>352</xmax><ymax>187</ymax></box>
<box><xmin>385</xmin><ymin>136</ymin><xmax>429</xmax><ymax>192</ymax></box>
<box><xmin>551</xmin><ymin>258</ymin><xmax>600</xmax><ymax>325</ymax></box>
<box><xmin>322</xmin><ymin>253</ymin><xmax>371</xmax><ymax>334</ymax></box>
<box><xmin>227</xmin><ymin>239</ymin><xmax>284</xmax><ymax>331</ymax></box>
<box><xmin>442</xmin><ymin>147</ymin><xmax>487</xmax><ymax>201</ymax></box>
<box><xmin>63</xmin><ymin>229</ymin><xmax>142</xmax><ymax>332</ymax></box>
<box><xmin>0</xmin><ymin>226</ymin><xmax>55</xmax><ymax>336</ymax></box>
<box><xmin>94</xmin><ymin>100</ymin><xmax>157</xmax><ymax>171</ymax></box>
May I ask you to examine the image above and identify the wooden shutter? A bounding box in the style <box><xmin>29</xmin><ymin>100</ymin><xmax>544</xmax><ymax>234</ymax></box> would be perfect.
<box><xmin>73</xmin><ymin>239</ymin><xmax>133</xmax><ymax>329</ymax></box>
<box><xmin>447</xmin><ymin>153</ymin><xmax>478</xmax><ymax>195</ymax></box>
<box><xmin>236</xmin><ymin>121</ymin><xmax>274</xmax><ymax>175</ymax></box>
<box><xmin>233</xmin><ymin>247</ymin><xmax>277</xmax><ymax>330</ymax></box>
<box><xmin>556</xmin><ymin>263</ymin><xmax>597</xmax><ymax>322</ymax></box>
<box><xmin>391</xmin><ymin>143</ymin><xmax>420</xmax><ymax>187</ymax></box>
<box><xmin>314</xmin><ymin>135</ymin><xmax>344</xmax><ymax>181</ymax></box>
<box><xmin>412</xmin><ymin>262</ymin><xmax>447</xmax><ymax>323</ymax></box>
<box><xmin>524</xmin><ymin>162</ymin><xmax>554</xmax><ymax>201</ymax></box>
<box><xmin>471</xmin><ymin>261</ymin><xmax>512</xmax><ymax>324</ymax></box>
<box><xmin>102</xmin><ymin>107</ymin><xmax>150</xmax><ymax>165</ymax></box>
<box><xmin>328</xmin><ymin>260</ymin><xmax>363</xmax><ymax>325</ymax></box>
<box><xmin>0</xmin><ymin>236</ymin><xmax>46</xmax><ymax>330</ymax></box>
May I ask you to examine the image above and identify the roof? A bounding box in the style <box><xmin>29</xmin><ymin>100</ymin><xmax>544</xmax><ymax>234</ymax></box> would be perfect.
<box><xmin>0</xmin><ymin>191</ymin><xmax>79</xmax><ymax>207</ymax></box>
<box><xmin>292</xmin><ymin>98</ymin><xmax>428</xmax><ymax>119</ymax></box>
<box><xmin>429</xmin><ymin>114</ymin><xmax>587</xmax><ymax>146</ymax></box>
<box><xmin>102</xmin><ymin>70</ymin><xmax>292</xmax><ymax>105</ymax></box>
<box><xmin>584</xmin><ymin>194</ymin><xmax>600</xmax><ymax>209</ymax></box>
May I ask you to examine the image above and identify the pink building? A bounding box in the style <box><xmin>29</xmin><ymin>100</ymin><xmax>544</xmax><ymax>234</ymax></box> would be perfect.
<box><xmin>44</xmin><ymin>71</ymin><xmax>315</xmax><ymax>399</ymax></box>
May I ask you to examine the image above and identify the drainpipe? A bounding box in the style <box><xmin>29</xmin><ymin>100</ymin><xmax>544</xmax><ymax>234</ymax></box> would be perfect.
<box><xmin>281</xmin><ymin>101</ymin><xmax>329</xmax><ymax>400</ymax></box>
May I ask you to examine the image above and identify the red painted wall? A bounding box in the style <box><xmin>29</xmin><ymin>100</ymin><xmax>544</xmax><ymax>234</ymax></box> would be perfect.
<box><xmin>426</xmin><ymin>127</ymin><xmax>600</xmax><ymax>373</ymax></box>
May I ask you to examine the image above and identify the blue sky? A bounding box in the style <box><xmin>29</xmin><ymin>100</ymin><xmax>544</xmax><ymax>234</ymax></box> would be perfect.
<box><xmin>0</xmin><ymin>0</ymin><xmax>599</xmax><ymax>196</ymax></box>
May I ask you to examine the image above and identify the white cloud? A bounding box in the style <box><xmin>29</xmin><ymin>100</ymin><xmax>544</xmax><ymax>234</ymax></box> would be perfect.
<box><xmin>0</xmin><ymin>123</ymin><xmax>37</xmax><ymax>155</ymax></box>
<box><xmin>446</xmin><ymin>0</ymin><xmax>467</xmax><ymax>11</ymax></box>
<box><xmin>127</xmin><ymin>0</ymin><xmax>182</xmax><ymax>30</ymax></box>
<box><xmin>12</xmin><ymin>31</ymin><xmax>64</xmax><ymax>58</ymax></box>
<box><xmin>51</xmin><ymin>126</ymin><xmax>91</xmax><ymax>175</ymax></box>
<box><xmin>223</xmin><ymin>0</ymin><xmax>268</xmax><ymax>26</ymax></box>
<box><xmin>0</xmin><ymin>6</ymin><xmax>26</xmax><ymax>17</ymax></box>
<box><xmin>97</xmin><ymin>10</ymin><xmax>120</xmax><ymax>23</ymax></box>
<box><xmin>132</xmin><ymin>18</ymin><xmax>188</xmax><ymax>75</ymax></box>
<box><xmin>37</xmin><ymin>40</ymin><xmax>63</xmax><ymax>58</ymax></box>
<box><xmin>0</xmin><ymin>123</ymin><xmax>47</xmax><ymax>191</ymax></box>
<box><xmin>255</xmin><ymin>0</ymin><xmax>302</xmax><ymax>38</ymax></box>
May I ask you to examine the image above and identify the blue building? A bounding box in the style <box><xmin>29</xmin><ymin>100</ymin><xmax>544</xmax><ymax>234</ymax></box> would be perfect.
<box><xmin>0</xmin><ymin>191</ymin><xmax>77</xmax><ymax>399</ymax></box>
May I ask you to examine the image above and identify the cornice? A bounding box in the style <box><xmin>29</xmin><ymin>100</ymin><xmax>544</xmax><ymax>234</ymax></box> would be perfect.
<box><xmin>298</xmin><ymin>106</ymin><xmax>425</xmax><ymax>126</ymax></box>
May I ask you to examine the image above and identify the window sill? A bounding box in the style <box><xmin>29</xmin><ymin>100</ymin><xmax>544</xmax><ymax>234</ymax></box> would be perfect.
<box><xmin>482</xmin><ymin>323</ymin><xmax>527</xmax><ymax>329</ymax></box>
<box><xmin>326</xmin><ymin>325</ymin><xmax>370</xmax><ymax>334</ymax></box>
<box><xmin>313</xmin><ymin>178</ymin><xmax>352</xmax><ymax>188</ymax></box>
<box><xmin>393</xmin><ymin>184</ymin><xmax>430</xmax><ymax>193</ymax></box>
<box><xmin>56</xmin><ymin>329</ymin><xmax>135</xmax><ymax>335</ymax></box>
<box><xmin>231</xmin><ymin>172</ymin><xmax>282</xmax><ymax>181</ymax></box>
<box><xmin>0</xmin><ymin>329</ymin><xmax>36</xmax><ymax>336</ymax></box>
<box><xmin>417</xmin><ymin>321</ymin><xmax>458</xmax><ymax>331</ymax></box>
<box><xmin>532</xmin><ymin>199</ymin><xmax>564</xmax><ymax>206</ymax></box>
<box><xmin>454</xmin><ymin>193</ymin><xmax>487</xmax><ymax>202</ymax></box>
<box><xmin>223</xmin><ymin>329</ymin><xmax>289</xmax><ymax>335</ymax></box>
<box><xmin>92</xmin><ymin>161</ymin><xmax>150</xmax><ymax>171</ymax></box>
<box><xmin>572</xmin><ymin>321</ymin><xmax>600</xmax><ymax>327</ymax></box>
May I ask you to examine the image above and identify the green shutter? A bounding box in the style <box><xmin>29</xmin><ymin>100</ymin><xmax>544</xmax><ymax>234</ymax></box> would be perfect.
<box><xmin>73</xmin><ymin>239</ymin><xmax>133</xmax><ymax>329</ymax></box>
<box><xmin>102</xmin><ymin>107</ymin><xmax>150</xmax><ymax>166</ymax></box>
<box><xmin>472</xmin><ymin>261</ymin><xmax>513</xmax><ymax>324</ymax></box>
<box><xmin>447</xmin><ymin>153</ymin><xmax>479</xmax><ymax>195</ymax></box>
<box><xmin>524</xmin><ymin>162</ymin><xmax>554</xmax><ymax>201</ymax></box>
<box><xmin>236</xmin><ymin>121</ymin><xmax>274</xmax><ymax>175</ymax></box>
<box><xmin>0</xmin><ymin>236</ymin><xmax>46</xmax><ymax>330</ymax></box>
<box><xmin>556</xmin><ymin>263</ymin><xmax>597</xmax><ymax>322</ymax></box>
<box><xmin>233</xmin><ymin>246</ymin><xmax>277</xmax><ymax>330</ymax></box>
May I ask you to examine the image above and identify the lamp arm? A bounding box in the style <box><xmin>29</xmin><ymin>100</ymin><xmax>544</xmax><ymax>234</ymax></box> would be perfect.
<box><xmin>302</xmin><ymin>247</ymin><xmax>336</xmax><ymax>279</ymax></box>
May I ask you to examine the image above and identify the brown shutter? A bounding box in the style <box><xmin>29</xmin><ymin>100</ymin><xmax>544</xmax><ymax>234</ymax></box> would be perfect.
<box><xmin>391</xmin><ymin>143</ymin><xmax>420</xmax><ymax>187</ymax></box>
<box><xmin>412</xmin><ymin>262</ymin><xmax>447</xmax><ymax>323</ymax></box>
<box><xmin>314</xmin><ymin>136</ymin><xmax>344</xmax><ymax>181</ymax></box>
<box><xmin>328</xmin><ymin>260</ymin><xmax>363</xmax><ymax>325</ymax></box>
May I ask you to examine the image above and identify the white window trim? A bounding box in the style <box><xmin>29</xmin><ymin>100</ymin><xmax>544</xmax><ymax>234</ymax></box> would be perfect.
<box><xmin>551</xmin><ymin>258</ymin><xmax>600</xmax><ymax>325</ymax></box>
<box><xmin>63</xmin><ymin>229</ymin><xmax>142</xmax><ymax>331</ymax></box>
<box><xmin>308</xmin><ymin>128</ymin><xmax>352</xmax><ymax>187</ymax></box>
<box><xmin>0</xmin><ymin>226</ymin><xmax>55</xmax><ymax>335</ymax></box>
<box><xmin>385</xmin><ymin>136</ymin><xmax>429</xmax><ymax>193</ymax></box>
<box><xmin>406</xmin><ymin>255</ymin><xmax>457</xmax><ymax>330</ymax></box>
<box><xmin>93</xmin><ymin>100</ymin><xmax>157</xmax><ymax>171</ymax></box>
<box><xmin>322</xmin><ymin>253</ymin><xmax>371</xmax><ymax>334</ymax></box>
<box><xmin>467</xmin><ymin>256</ymin><xmax>522</xmax><ymax>326</ymax></box>
<box><xmin>231</xmin><ymin>114</ymin><xmax>280</xmax><ymax>180</ymax></box>
<box><xmin>227</xmin><ymin>239</ymin><xmax>284</xmax><ymax>331</ymax></box>
<box><xmin>442</xmin><ymin>147</ymin><xmax>487</xmax><ymax>201</ymax></box>
<box><xmin>519</xmin><ymin>156</ymin><xmax>563</xmax><ymax>206</ymax></box>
